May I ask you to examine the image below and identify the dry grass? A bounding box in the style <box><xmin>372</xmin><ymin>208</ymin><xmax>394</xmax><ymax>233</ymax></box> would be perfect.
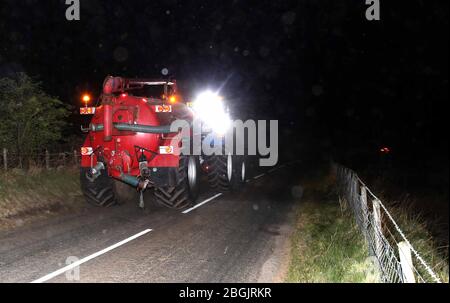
<box><xmin>358</xmin><ymin>171</ymin><xmax>448</xmax><ymax>282</ymax></box>
<box><xmin>285</xmin><ymin>165</ymin><xmax>448</xmax><ymax>283</ymax></box>
<box><xmin>286</xmin><ymin>171</ymin><xmax>379</xmax><ymax>283</ymax></box>
<box><xmin>383</xmin><ymin>203</ymin><xmax>449</xmax><ymax>283</ymax></box>
<box><xmin>0</xmin><ymin>167</ymin><xmax>83</xmax><ymax>221</ymax></box>
<box><xmin>286</xmin><ymin>199</ymin><xmax>379</xmax><ymax>283</ymax></box>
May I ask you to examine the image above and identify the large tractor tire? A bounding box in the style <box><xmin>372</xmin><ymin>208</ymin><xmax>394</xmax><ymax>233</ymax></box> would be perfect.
<box><xmin>205</xmin><ymin>154</ymin><xmax>232</xmax><ymax>192</ymax></box>
<box><xmin>80</xmin><ymin>167</ymin><xmax>118</xmax><ymax>207</ymax></box>
<box><xmin>205</xmin><ymin>154</ymin><xmax>247</xmax><ymax>192</ymax></box>
<box><xmin>154</xmin><ymin>155</ymin><xmax>200</xmax><ymax>209</ymax></box>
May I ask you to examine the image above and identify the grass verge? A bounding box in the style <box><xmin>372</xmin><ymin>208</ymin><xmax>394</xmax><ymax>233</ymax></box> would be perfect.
<box><xmin>286</xmin><ymin>198</ymin><xmax>379</xmax><ymax>282</ymax></box>
<box><xmin>0</xmin><ymin>167</ymin><xmax>83</xmax><ymax>225</ymax></box>
<box><xmin>285</xmin><ymin>168</ymin><xmax>448</xmax><ymax>283</ymax></box>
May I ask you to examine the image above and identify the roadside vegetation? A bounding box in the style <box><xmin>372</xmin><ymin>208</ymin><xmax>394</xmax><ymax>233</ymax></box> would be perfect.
<box><xmin>355</xmin><ymin>167</ymin><xmax>448</xmax><ymax>282</ymax></box>
<box><xmin>385</xmin><ymin>202</ymin><xmax>449</xmax><ymax>282</ymax></box>
<box><xmin>286</xmin><ymin>166</ymin><xmax>449</xmax><ymax>283</ymax></box>
<box><xmin>286</xmin><ymin>173</ymin><xmax>379</xmax><ymax>282</ymax></box>
<box><xmin>0</xmin><ymin>73</ymin><xmax>71</xmax><ymax>169</ymax></box>
<box><xmin>0</xmin><ymin>73</ymin><xmax>81</xmax><ymax>228</ymax></box>
<box><xmin>0</xmin><ymin>167</ymin><xmax>82</xmax><ymax>228</ymax></box>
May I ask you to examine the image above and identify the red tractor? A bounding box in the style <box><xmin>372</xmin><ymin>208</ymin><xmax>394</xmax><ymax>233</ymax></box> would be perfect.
<box><xmin>79</xmin><ymin>76</ymin><xmax>246</xmax><ymax>210</ymax></box>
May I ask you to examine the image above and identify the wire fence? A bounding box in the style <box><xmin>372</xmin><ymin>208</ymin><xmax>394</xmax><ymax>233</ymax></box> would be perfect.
<box><xmin>0</xmin><ymin>148</ymin><xmax>81</xmax><ymax>171</ymax></box>
<box><xmin>334</xmin><ymin>163</ymin><xmax>442</xmax><ymax>283</ymax></box>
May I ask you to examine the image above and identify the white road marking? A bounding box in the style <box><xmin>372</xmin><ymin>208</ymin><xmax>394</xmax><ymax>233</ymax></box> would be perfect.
<box><xmin>253</xmin><ymin>173</ymin><xmax>265</xmax><ymax>180</ymax></box>
<box><xmin>31</xmin><ymin>228</ymin><xmax>152</xmax><ymax>283</ymax></box>
<box><xmin>182</xmin><ymin>193</ymin><xmax>223</xmax><ymax>214</ymax></box>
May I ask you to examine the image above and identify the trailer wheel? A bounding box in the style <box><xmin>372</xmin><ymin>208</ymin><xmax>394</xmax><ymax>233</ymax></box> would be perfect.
<box><xmin>154</xmin><ymin>155</ymin><xmax>199</xmax><ymax>209</ymax></box>
<box><xmin>80</xmin><ymin>167</ymin><xmax>118</xmax><ymax>207</ymax></box>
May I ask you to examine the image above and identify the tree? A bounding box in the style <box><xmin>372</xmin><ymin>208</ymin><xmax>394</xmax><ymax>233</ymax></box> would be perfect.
<box><xmin>0</xmin><ymin>73</ymin><xmax>70</xmax><ymax>168</ymax></box>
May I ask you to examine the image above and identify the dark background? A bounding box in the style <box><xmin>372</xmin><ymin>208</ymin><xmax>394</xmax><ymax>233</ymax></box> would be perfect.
<box><xmin>0</xmin><ymin>0</ymin><xmax>448</xmax><ymax>188</ymax></box>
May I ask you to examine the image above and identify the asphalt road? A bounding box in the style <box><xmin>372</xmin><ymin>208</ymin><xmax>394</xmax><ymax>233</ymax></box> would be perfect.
<box><xmin>0</xmin><ymin>163</ymin><xmax>299</xmax><ymax>283</ymax></box>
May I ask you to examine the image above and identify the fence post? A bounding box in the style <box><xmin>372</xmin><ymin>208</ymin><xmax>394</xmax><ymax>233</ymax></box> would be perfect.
<box><xmin>61</xmin><ymin>153</ymin><xmax>66</xmax><ymax>167</ymax></box>
<box><xmin>398</xmin><ymin>241</ymin><xmax>416</xmax><ymax>283</ymax></box>
<box><xmin>73</xmin><ymin>150</ymin><xmax>78</xmax><ymax>166</ymax></box>
<box><xmin>3</xmin><ymin>148</ymin><xmax>7</xmax><ymax>171</ymax></box>
<box><xmin>45</xmin><ymin>150</ymin><xmax>50</xmax><ymax>170</ymax></box>
<box><xmin>372</xmin><ymin>199</ymin><xmax>382</xmax><ymax>256</ymax></box>
<box><xmin>361</xmin><ymin>186</ymin><xmax>368</xmax><ymax>215</ymax></box>
<box><xmin>360</xmin><ymin>186</ymin><xmax>371</xmax><ymax>249</ymax></box>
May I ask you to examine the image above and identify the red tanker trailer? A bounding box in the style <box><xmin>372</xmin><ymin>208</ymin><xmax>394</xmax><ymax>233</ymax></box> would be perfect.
<box><xmin>79</xmin><ymin>76</ymin><xmax>246</xmax><ymax>210</ymax></box>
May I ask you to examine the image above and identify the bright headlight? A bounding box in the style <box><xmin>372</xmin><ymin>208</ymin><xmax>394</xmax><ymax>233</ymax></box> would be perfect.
<box><xmin>192</xmin><ymin>90</ymin><xmax>231</xmax><ymax>135</ymax></box>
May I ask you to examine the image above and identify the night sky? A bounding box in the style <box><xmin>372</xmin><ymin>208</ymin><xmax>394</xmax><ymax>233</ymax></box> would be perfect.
<box><xmin>0</xmin><ymin>0</ymin><xmax>448</xmax><ymax>172</ymax></box>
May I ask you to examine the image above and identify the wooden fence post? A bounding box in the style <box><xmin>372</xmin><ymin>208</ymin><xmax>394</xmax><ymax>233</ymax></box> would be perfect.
<box><xmin>372</xmin><ymin>199</ymin><xmax>382</xmax><ymax>256</ymax></box>
<box><xmin>3</xmin><ymin>148</ymin><xmax>7</xmax><ymax>171</ymax></box>
<box><xmin>361</xmin><ymin>186</ymin><xmax>368</xmax><ymax>214</ymax></box>
<box><xmin>45</xmin><ymin>150</ymin><xmax>50</xmax><ymax>170</ymax></box>
<box><xmin>360</xmin><ymin>186</ymin><xmax>370</xmax><ymax>248</ymax></box>
<box><xmin>398</xmin><ymin>241</ymin><xmax>416</xmax><ymax>283</ymax></box>
<box><xmin>61</xmin><ymin>153</ymin><xmax>66</xmax><ymax>167</ymax></box>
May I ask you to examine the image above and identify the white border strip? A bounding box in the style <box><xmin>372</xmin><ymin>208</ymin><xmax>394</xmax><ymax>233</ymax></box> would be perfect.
<box><xmin>31</xmin><ymin>228</ymin><xmax>152</xmax><ymax>283</ymax></box>
<box><xmin>182</xmin><ymin>193</ymin><xmax>223</xmax><ymax>214</ymax></box>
